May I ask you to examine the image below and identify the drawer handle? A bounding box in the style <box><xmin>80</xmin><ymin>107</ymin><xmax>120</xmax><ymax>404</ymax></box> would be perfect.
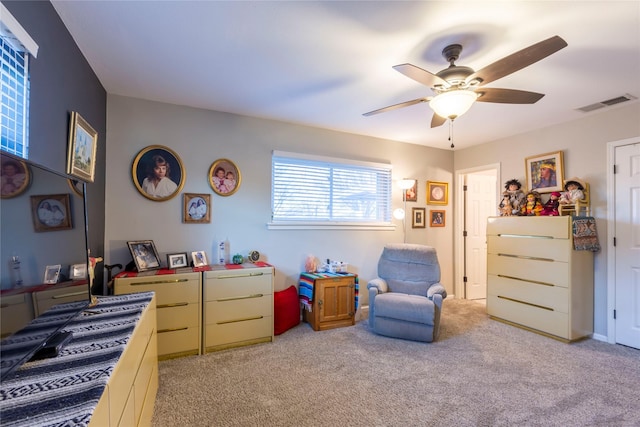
<box><xmin>217</xmin><ymin>293</ymin><xmax>264</xmax><ymax>302</ymax></box>
<box><xmin>497</xmin><ymin>253</ymin><xmax>555</xmax><ymax>262</ymax></box>
<box><xmin>130</xmin><ymin>278</ymin><xmax>190</xmax><ymax>286</ymax></box>
<box><xmin>52</xmin><ymin>290</ymin><xmax>87</xmax><ymax>299</ymax></box>
<box><xmin>497</xmin><ymin>275</ymin><xmax>554</xmax><ymax>287</ymax></box>
<box><xmin>217</xmin><ymin>315</ymin><xmax>263</xmax><ymax>325</ymax></box>
<box><xmin>158</xmin><ymin>302</ymin><xmax>189</xmax><ymax>308</ymax></box>
<box><xmin>215</xmin><ymin>272</ymin><xmax>265</xmax><ymax>279</ymax></box>
<box><xmin>158</xmin><ymin>326</ymin><xmax>189</xmax><ymax>333</ymax></box>
<box><xmin>497</xmin><ymin>295</ymin><xmax>554</xmax><ymax>311</ymax></box>
<box><xmin>497</xmin><ymin>234</ymin><xmax>554</xmax><ymax>239</ymax></box>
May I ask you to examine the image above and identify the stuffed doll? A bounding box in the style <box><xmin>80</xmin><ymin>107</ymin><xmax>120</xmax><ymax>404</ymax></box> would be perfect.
<box><xmin>522</xmin><ymin>190</ymin><xmax>543</xmax><ymax>216</ymax></box>
<box><xmin>499</xmin><ymin>191</ymin><xmax>514</xmax><ymax>216</ymax></box>
<box><xmin>540</xmin><ymin>191</ymin><xmax>561</xmax><ymax>216</ymax></box>
<box><xmin>559</xmin><ymin>178</ymin><xmax>585</xmax><ymax>205</ymax></box>
<box><xmin>502</xmin><ymin>179</ymin><xmax>526</xmax><ymax>216</ymax></box>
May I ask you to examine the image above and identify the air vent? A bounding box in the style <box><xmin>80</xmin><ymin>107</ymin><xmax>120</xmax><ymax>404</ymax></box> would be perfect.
<box><xmin>577</xmin><ymin>93</ymin><xmax>637</xmax><ymax>113</ymax></box>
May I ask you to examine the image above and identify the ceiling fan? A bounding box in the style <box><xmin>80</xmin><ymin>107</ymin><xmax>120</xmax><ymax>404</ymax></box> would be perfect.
<box><xmin>364</xmin><ymin>35</ymin><xmax>568</xmax><ymax>128</ymax></box>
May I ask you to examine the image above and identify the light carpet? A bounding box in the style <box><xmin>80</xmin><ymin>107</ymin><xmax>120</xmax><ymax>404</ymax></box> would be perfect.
<box><xmin>152</xmin><ymin>299</ymin><xmax>639</xmax><ymax>426</ymax></box>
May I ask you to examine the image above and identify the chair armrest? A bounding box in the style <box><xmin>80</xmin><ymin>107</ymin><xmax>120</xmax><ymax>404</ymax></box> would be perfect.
<box><xmin>367</xmin><ymin>278</ymin><xmax>388</xmax><ymax>294</ymax></box>
<box><xmin>427</xmin><ymin>283</ymin><xmax>447</xmax><ymax>300</ymax></box>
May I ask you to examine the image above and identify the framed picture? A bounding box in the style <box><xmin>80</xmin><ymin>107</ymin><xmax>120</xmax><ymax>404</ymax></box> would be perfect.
<box><xmin>167</xmin><ymin>252</ymin><xmax>188</xmax><ymax>269</ymax></box>
<box><xmin>67</xmin><ymin>111</ymin><xmax>98</xmax><ymax>183</ymax></box>
<box><xmin>430</xmin><ymin>210</ymin><xmax>446</xmax><ymax>227</ymax></box>
<box><xmin>1</xmin><ymin>153</ymin><xmax>31</xmax><ymax>199</ymax></box>
<box><xmin>132</xmin><ymin>145</ymin><xmax>185</xmax><ymax>201</ymax></box>
<box><xmin>208</xmin><ymin>158</ymin><xmax>241</xmax><ymax>196</ymax></box>
<box><xmin>191</xmin><ymin>251</ymin><xmax>208</xmax><ymax>267</ymax></box>
<box><xmin>30</xmin><ymin>194</ymin><xmax>73</xmax><ymax>232</ymax></box>
<box><xmin>525</xmin><ymin>151</ymin><xmax>564</xmax><ymax>193</ymax></box>
<box><xmin>127</xmin><ymin>240</ymin><xmax>161</xmax><ymax>272</ymax></box>
<box><xmin>427</xmin><ymin>181</ymin><xmax>448</xmax><ymax>205</ymax></box>
<box><xmin>68</xmin><ymin>179</ymin><xmax>84</xmax><ymax>198</ymax></box>
<box><xmin>404</xmin><ymin>179</ymin><xmax>417</xmax><ymax>202</ymax></box>
<box><xmin>184</xmin><ymin>193</ymin><xmax>211</xmax><ymax>223</ymax></box>
<box><xmin>70</xmin><ymin>263</ymin><xmax>87</xmax><ymax>280</ymax></box>
<box><xmin>412</xmin><ymin>207</ymin><xmax>426</xmax><ymax>228</ymax></box>
<box><xmin>43</xmin><ymin>264</ymin><xmax>61</xmax><ymax>284</ymax></box>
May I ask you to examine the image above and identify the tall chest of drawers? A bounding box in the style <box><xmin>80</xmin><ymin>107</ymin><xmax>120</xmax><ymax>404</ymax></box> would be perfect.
<box><xmin>114</xmin><ymin>271</ymin><xmax>202</xmax><ymax>358</ymax></box>
<box><xmin>203</xmin><ymin>265</ymin><xmax>274</xmax><ymax>352</ymax></box>
<box><xmin>487</xmin><ymin>216</ymin><xmax>594</xmax><ymax>341</ymax></box>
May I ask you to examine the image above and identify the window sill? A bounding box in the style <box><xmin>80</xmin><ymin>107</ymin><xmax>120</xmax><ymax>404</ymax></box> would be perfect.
<box><xmin>267</xmin><ymin>222</ymin><xmax>396</xmax><ymax>231</ymax></box>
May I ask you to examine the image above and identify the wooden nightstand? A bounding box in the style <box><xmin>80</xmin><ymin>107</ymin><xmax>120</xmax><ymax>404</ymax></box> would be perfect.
<box><xmin>299</xmin><ymin>272</ymin><xmax>358</xmax><ymax>331</ymax></box>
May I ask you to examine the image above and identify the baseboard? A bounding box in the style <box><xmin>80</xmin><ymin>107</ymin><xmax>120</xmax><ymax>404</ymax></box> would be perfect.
<box><xmin>591</xmin><ymin>333</ymin><xmax>607</xmax><ymax>342</ymax></box>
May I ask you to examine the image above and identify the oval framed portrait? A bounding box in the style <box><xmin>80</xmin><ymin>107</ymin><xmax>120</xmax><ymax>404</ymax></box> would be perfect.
<box><xmin>1</xmin><ymin>153</ymin><xmax>31</xmax><ymax>199</ymax></box>
<box><xmin>208</xmin><ymin>158</ymin><xmax>241</xmax><ymax>197</ymax></box>
<box><xmin>132</xmin><ymin>145</ymin><xmax>185</xmax><ymax>201</ymax></box>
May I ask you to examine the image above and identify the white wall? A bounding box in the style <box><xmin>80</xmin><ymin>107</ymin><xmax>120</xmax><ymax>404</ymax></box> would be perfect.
<box><xmin>454</xmin><ymin>102</ymin><xmax>640</xmax><ymax>337</ymax></box>
<box><xmin>105</xmin><ymin>95</ymin><xmax>454</xmax><ymax>308</ymax></box>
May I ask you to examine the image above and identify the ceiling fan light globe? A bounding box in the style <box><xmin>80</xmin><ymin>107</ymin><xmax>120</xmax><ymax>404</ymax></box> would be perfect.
<box><xmin>429</xmin><ymin>90</ymin><xmax>478</xmax><ymax>120</ymax></box>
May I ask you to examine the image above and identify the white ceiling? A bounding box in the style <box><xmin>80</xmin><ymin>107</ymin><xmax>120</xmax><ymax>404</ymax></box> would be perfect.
<box><xmin>51</xmin><ymin>1</ymin><xmax>640</xmax><ymax>150</ymax></box>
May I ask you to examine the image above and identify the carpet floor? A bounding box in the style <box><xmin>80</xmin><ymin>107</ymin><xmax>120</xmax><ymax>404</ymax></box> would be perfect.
<box><xmin>151</xmin><ymin>298</ymin><xmax>640</xmax><ymax>427</ymax></box>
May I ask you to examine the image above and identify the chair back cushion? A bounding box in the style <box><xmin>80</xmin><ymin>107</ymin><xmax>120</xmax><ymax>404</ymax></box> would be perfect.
<box><xmin>378</xmin><ymin>244</ymin><xmax>441</xmax><ymax>295</ymax></box>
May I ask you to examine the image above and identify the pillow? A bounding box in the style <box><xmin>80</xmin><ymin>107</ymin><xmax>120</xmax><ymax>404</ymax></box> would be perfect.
<box><xmin>274</xmin><ymin>285</ymin><xmax>300</xmax><ymax>335</ymax></box>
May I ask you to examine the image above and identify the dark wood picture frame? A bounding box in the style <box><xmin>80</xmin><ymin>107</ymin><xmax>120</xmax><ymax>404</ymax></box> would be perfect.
<box><xmin>430</xmin><ymin>209</ymin><xmax>446</xmax><ymax>227</ymax></box>
<box><xmin>127</xmin><ymin>240</ymin><xmax>162</xmax><ymax>272</ymax></box>
<box><xmin>404</xmin><ymin>179</ymin><xmax>417</xmax><ymax>202</ymax></box>
<box><xmin>30</xmin><ymin>194</ymin><xmax>73</xmax><ymax>232</ymax></box>
<box><xmin>412</xmin><ymin>207</ymin><xmax>426</xmax><ymax>228</ymax></box>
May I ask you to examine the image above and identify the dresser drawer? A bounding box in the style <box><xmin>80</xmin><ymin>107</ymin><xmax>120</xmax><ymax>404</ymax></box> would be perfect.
<box><xmin>33</xmin><ymin>285</ymin><xmax>89</xmax><ymax>316</ymax></box>
<box><xmin>487</xmin><ymin>274</ymin><xmax>569</xmax><ymax>313</ymax></box>
<box><xmin>204</xmin><ymin>315</ymin><xmax>273</xmax><ymax>349</ymax></box>
<box><xmin>157</xmin><ymin>327</ymin><xmax>200</xmax><ymax>357</ymax></box>
<box><xmin>115</xmin><ymin>274</ymin><xmax>200</xmax><ymax>306</ymax></box>
<box><xmin>205</xmin><ymin>294</ymin><xmax>272</xmax><ymax>324</ymax></box>
<box><xmin>487</xmin><ymin>235</ymin><xmax>569</xmax><ymax>262</ymax></box>
<box><xmin>205</xmin><ymin>271</ymin><xmax>272</xmax><ymax>299</ymax></box>
<box><xmin>487</xmin><ymin>253</ymin><xmax>569</xmax><ymax>287</ymax></box>
<box><xmin>157</xmin><ymin>304</ymin><xmax>199</xmax><ymax>330</ymax></box>
<box><xmin>487</xmin><ymin>216</ymin><xmax>569</xmax><ymax>239</ymax></box>
<box><xmin>488</xmin><ymin>294</ymin><xmax>569</xmax><ymax>338</ymax></box>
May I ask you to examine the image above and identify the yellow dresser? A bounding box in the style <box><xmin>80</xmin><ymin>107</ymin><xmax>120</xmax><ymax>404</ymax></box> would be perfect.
<box><xmin>487</xmin><ymin>216</ymin><xmax>594</xmax><ymax>341</ymax></box>
<box><xmin>114</xmin><ymin>271</ymin><xmax>202</xmax><ymax>358</ymax></box>
<box><xmin>203</xmin><ymin>265</ymin><xmax>274</xmax><ymax>352</ymax></box>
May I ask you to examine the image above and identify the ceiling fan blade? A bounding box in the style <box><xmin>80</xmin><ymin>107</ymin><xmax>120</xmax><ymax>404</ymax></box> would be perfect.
<box><xmin>475</xmin><ymin>88</ymin><xmax>545</xmax><ymax>104</ymax></box>
<box><xmin>363</xmin><ymin>98</ymin><xmax>428</xmax><ymax>116</ymax></box>
<box><xmin>393</xmin><ymin>64</ymin><xmax>449</xmax><ymax>88</ymax></box>
<box><xmin>430</xmin><ymin>113</ymin><xmax>447</xmax><ymax>128</ymax></box>
<box><xmin>465</xmin><ymin>35</ymin><xmax>568</xmax><ymax>86</ymax></box>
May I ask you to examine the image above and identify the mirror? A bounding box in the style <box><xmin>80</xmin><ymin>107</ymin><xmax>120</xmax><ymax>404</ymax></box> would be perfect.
<box><xmin>0</xmin><ymin>152</ymin><xmax>91</xmax><ymax>379</ymax></box>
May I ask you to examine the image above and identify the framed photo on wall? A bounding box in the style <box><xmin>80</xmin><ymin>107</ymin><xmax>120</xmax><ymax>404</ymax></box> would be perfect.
<box><xmin>1</xmin><ymin>153</ymin><xmax>31</xmax><ymax>199</ymax></box>
<box><xmin>184</xmin><ymin>193</ymin><xmax>211</xmax><ymax>223</ymax></box>
<box><xmin>67</xmin><ymin>111</ymin><xmax>98</xmax><ymax>183</ymax></box>
<box><xmin>427</xmin><ymin>181</ymin><xmax>448</xmax><ymax>205</ymax></box>
<box><xmin>430</xmin><ymin>210</ymin><xmax>445</xmax><ymax>227</ymax></box>
<box><xmin>132</xmin><ymin>145</ymin><xmax>185</xmax><ymax>201</ymax></box>
<box><xmin>208</xmin><ymin>158</ymin><xmax>241</xmax><ymax>196</ymax></box>
<box><xmin>404</xmin><ymin>179</ymin><xmax>417</xmax><ymax>202</ymax></box>
<box><xmin>412</xmin><ymin>207</ymin><xmax>426</xmax><ymax>228</ymax></box>
<box><xmin>30</xmin><ymin>194</ymin><xmax>73</xmax><ymax>232</ymax></box>
<box><xmin>525</xmin><ymin>151</ymin><xmax>564</xmax><ymax>193</ymax></box>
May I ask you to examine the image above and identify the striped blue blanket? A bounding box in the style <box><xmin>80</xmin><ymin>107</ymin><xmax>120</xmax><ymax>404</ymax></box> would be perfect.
<box><xmin>298</xmin><ymin>272</ymin><xmax>359</xmax><ymax>312</ymax></box>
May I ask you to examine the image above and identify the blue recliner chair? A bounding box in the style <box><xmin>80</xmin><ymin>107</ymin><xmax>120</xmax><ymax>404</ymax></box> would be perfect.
<box><xmin>367</xmin><ymin>244</ymin><xmax>447</xmax><ymax>342</ymax></box>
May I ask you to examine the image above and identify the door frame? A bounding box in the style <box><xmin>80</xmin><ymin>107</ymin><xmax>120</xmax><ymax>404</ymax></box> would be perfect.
<box><xmin>606</xmin><ymin>136</ymin><xmax>639</xmax><ymax>344</ymax></box>
<box><xmin>454</xmin><ymin>163</ymin><xmax>501</xmax><ymax>299</ymax></box>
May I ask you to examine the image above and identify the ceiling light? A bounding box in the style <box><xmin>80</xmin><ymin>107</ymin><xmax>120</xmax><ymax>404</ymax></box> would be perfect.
<box><xmin>429</xmin><ymin>90</ymin><xmax>478</xmax><ymax>120</ymax></box>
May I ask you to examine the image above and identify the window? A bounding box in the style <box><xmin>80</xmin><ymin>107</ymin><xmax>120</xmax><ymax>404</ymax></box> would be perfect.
<box><xmin>270</xmin><ymin>151</ymin><xmax>392</xmax><ymax>229</ymax></box>
<box><xmin>1</xmin><ymin>3</ymin><xmax>38</xmax><ymax>159</ymax></box>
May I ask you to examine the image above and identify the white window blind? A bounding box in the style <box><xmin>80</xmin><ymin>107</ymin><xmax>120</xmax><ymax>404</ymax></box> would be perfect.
<box><xmin>271</xmin><ymin>151</ymin><xmax>392</xmax><ymax>227</ymax></box>
<box><xmin>1</xmin><ymin>2</ymin><xmax>37</xmax><ymax>159</ymax></box>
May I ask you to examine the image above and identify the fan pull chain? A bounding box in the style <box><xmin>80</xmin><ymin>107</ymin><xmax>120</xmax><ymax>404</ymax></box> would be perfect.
<box><xmin>448</xmin><ymin>119</ymin><xmax>455</xmax><ymax>149</ymax></box>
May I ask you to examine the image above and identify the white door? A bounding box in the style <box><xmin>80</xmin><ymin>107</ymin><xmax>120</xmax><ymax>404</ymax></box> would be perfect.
<box><xmin>614</xmin><ymin>143</ymin><xmax>640</xmax><ymax>349</ymax></box>
<box><xmin>465</xmin><ymin>171</ymin><xmax>497</xmax><ymax>300</ymax></box>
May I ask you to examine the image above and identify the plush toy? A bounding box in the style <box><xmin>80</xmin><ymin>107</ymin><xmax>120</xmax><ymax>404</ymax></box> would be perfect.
<box><xmin>499</xmin><ymin>191</ymin><xmax>514</xmax><ymax>216</ymax></box>
<box><xmin>540</xmin><ymin>191</ymin><xmax>561</xmax><ymax>216</ymax></box>
<box><xmin>560</xmin><ymin>177</ymin><xmax>586</xmax><ymax>205</ymax></box>
<box><xmin>502</xmin><ymin>179</ymin><xmax>526</xmax><ymax>216</ymax></box>
<box><xmin>522</xmin><ymin>191</ymin><xmax>543</xmax><ymax>216</ymax></box>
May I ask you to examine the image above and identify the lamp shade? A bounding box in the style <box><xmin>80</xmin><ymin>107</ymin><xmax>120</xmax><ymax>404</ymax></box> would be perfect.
<box><xmin>393</xmin><ymin>208</ymin><xmax>405</xmax><ymax>220</ymax></box>
<box><xmin>397</xmin><ymin>179</ymin><xmax>415</xmax><ymax>190</ymax></box>
<box><xmin>429</xmin><ymin>90</ymin><xmax>478</xmax><ymax>120</ymax></box>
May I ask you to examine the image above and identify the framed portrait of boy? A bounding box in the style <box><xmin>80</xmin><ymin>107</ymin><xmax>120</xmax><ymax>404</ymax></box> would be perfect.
<box><xmin>525</xmin><ymin>151</ymin><xmax>564</xmax><ymax>193</ymax></box>
<box><xmin>430</xmin><ymin>210</ymin><xmax>446</xmax><ymax>227</ymax></box>
<box><xmin>132</xmin><ymin>145</ymin><xmax>185</xmax><ymax>201</ymax></box>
